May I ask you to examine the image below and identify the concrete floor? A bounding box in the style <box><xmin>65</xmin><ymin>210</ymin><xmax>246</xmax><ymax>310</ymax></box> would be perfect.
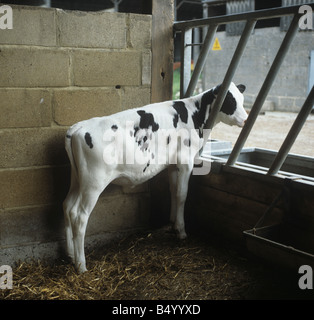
<box><xmin>211</xmin><ymin>111</ymin><xmax>314</xmax><ymax>158</ymax></box>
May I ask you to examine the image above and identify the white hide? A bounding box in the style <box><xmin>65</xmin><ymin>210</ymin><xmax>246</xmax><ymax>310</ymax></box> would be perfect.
<box><xmin>63</xmin><ymin>82</ymin><xmax>247</xmax><ymax>273</ymax></box>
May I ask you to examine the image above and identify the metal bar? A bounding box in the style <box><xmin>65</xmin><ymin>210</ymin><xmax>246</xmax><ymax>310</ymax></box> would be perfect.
<box><xmin>226</xmin><ymin>13</ymin><xmax>300</xmax><ymax>166</ymax></box>
<box><xmin>202</xmin><ymin>1</ymin><xmax>208</xmax><ymax>93</ymax></box>
<box><xmin>186</xmin><ymin>43</ymin><xmax>204</xmax><ymax>47</ymax></box>
<box><xmin>184</xmin><ymin>24</ymin><xmax>218</xmax><ymax>98</ymax></box>
<box><xmin>174</xmin><ymin>4</ymin><xmax>313</xmax><ymax>31</ymax></box>
<box><xmin>193</xmin><ymin>27</ymin><xmax>201</xmax><ymax>68</ymax></box>
<box><xmin>176</xmin><ymin>0</ymin><xmax>203</xmax><ymax>11</ymax></box>
<box><xmin>268</xmin><ymin>86</ymin><xmax>314</xmax><ymax>175</ymax></box>
<box><xmin>203</xmin><ymin>0</ymin><xmax>226</xmax><ymax>5</ymax></box>
<box><xmin>204</xmin><ymin>19</ymin><xmax>256</xmax><ymax>131</ymax></box>
<box><xmin>110</xmin><ymin>0</ymin><xmax>123</xmax><ymax>12</ymax></box>
<box><xmin>180</xmin><ymin>28</ymin><xmax>192</xmax><ymax>98</ymax></box>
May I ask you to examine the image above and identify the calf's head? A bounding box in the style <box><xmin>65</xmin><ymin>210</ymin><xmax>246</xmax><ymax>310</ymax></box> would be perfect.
<box><xmin>214</xmin><ymin>82</ymin><xmax>248</xmax><ymax>127</ymax></box>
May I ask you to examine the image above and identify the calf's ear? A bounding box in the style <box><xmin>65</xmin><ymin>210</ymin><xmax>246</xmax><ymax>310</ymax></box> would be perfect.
<box><xmin>213</xmin><ymin>84</ymin><xmax>221</xmax><ymax>95</ymax></box>
<box><xmin>237</xmin><ymin>84</ymin><xmax>246</xmax><ymax>93</ymax></box>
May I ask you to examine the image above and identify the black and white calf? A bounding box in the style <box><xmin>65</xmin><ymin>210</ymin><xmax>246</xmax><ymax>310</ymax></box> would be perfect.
<box><xmin>63</xmin><ymin>82</ymin><xmax>247</xmax><ymax>273</ymax></box>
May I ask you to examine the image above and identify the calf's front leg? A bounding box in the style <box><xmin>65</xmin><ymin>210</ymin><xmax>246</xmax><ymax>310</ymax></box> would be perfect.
<box><xmin>173</xmin><ymin>164</ymin><xmax>193</xmax><ymax>240</ymax></box>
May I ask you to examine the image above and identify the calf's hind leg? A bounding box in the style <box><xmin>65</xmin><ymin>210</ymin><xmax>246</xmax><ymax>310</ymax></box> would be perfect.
<box><xmin>63</xmin><ymin>170</ymin><xmax>80</xmax><ymax>262</ymax></box>
<box><xmin>69</xmin><ymin>184</ymin><xmax>106</xmax><ymax>273</ymax></box>
<box><xmin>168</xmin><ymin>165</ymin><xmax>178</xmax><ymax>225</ymax></box>
<box><xmin>63</xmin><ymin>193</ymin><xmax>76</xmax><ymax>263</ymax></box>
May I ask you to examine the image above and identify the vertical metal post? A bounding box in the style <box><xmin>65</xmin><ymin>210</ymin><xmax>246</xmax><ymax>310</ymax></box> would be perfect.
<box><xmin>184</xmin><ymin>24</ymin><xmax>218</xmax><ymax>98</ymax></box>
<box><xmin>226</xmin><ymin>13</ymin><xmax>300</xmax><ymax>166</ymax></box>
<box><xmin>41</xmin><ymin>0</ymin><xmax>51</xmax><ymax>7</ymax></box>
<box><xmin>268</xmin><ymin>85</ymin><xmax>314</xmax><ymax>175</ymax></box>
<box><xmin>193</xmin><ymin>27</ymin><xmax>200</xmax><ymax>66</ymax></box>
<box><xmin>110</xmin><ymin>0</ymin><xmax>122</xmax><ymax>12</ymax></box>
<box><xmin>202</xmin><ymin>1</ymin><xmax>209</xmax><ymax>91</ymax></box>
<box><xmin>174</xmin><ymin>0</ymin><xmax>177</xmax><ymax>21</ymax></box>
<box><xmin>309</xmin><ymin>51</ymin><xmax>314</xmax><ymax>97</ymax></box>
<box><xmin>180</xmin><ymin>28</ymin><xmax>192</xmax><ymax>98</ymax></box>
<box><xmin>204</xmin><ymin>19</ymin><xmax>256</xmax><ymax>131</ymax></box>
<box><xmin>151</xmin><ymin>0</ymin><xmax>174</xmax><ymax>103</ymax></box>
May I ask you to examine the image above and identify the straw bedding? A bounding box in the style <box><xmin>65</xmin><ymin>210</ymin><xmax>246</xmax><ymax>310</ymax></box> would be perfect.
<box><xmin>0</xmin><ymin>229</ymin><xmax>308</xmax><ymax>300</ymax></box>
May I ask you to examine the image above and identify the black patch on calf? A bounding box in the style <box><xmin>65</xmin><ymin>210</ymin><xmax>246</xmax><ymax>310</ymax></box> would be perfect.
<box><xmin>173</xmin><ymin>101</ymin><xmax>188</xmax><ymax>124</ymax></box>
<box><xmin>213</xmin><ymin>84</ymin><xmax>221</xmax><ymax>95</ymax></box>
<box><xmin>143</xmin><ymin>160</ymin><xmax>150</xmax><ymax>173</ymax></box>
<box><xmin>213</xmin><ymin>84</ymin><xmax>237</xmax><ymax>115</ymax></box>
<box><xmin>84</xmin><ymin>132</ymin><xmax>93</xmax><ymax>149</ymax></box>
<box><xmin>111</xmin><ymin>124</ymin><xmax>118</xmax><ymax>131</ymax></box>
<box><xmin>134</xmin><ymin>126</ymin><xmax>139</xmax><ymax>137</ymax></box>
<box><xmin>220</xmin><ymin>92</ymin><xmax>237</xmax><ymax>115</ymax></box>
<box><xmin>173</xmin><ymin>113</ymin><xmax>179</xmax><ymax>128</ymax></box>
<box><xmin>237</xmin><ymin>84</ymin><xmax>246</xmax><ymax>93</ymax></box>
<box><xmin>192</xmin><ymin>89</ymin><xmax>215</xmax><ymax>136</ymax></box>
<box><xmin>201</xmin><ymin>89</ymin><xmax>215</xmax><ymax>113</ymax></box>
<box><xmin>137</xmin><ymin>110</ymin><xmax>159</xmax><ymax>132</ymax></box>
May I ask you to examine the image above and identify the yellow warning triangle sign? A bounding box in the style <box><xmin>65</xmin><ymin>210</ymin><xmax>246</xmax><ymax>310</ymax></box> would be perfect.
<box><xmin>212</xmin><ymin>37</ymin><xmax>221</xmax><ymax>51</ymax></box>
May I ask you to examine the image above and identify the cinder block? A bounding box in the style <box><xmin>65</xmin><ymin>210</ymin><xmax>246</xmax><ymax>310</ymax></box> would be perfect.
<box><xmin>99</xmin><ymin>183</ymin><xmax>123</xmax><ymax>197</ymax></box>
<box><xmin>0</xmin><ymin>89</ymin><xmax>51</xmax><ymax>128</ymax></box>
<box><xmin>277</xmin><ymin>97</ymin><xmax>299</xmax><ymax>112</ymax></box>
<box><xmin>204</xmin><ymin>28</ymin><xmax>313</xmax><ymax>113</ymax></box>
<box><xmin>0</xmin><ymin>166</ymin><xmax>69</xmax><ymax>209</ymax></box>
<box><xmin>87</xmin><ymin>194</ymin><xmax>150</xmax><ymax>235</ymax></box>
<box><xmin>57</xmin><ymin>10</ymin><xmax>127</xmax><ymax>49</ymax></box>
<box><xmin>0</xmin><ymin>231</ymin><xmax>128</xmax><ymax>266</ymax></box>
<box><xmin>295</xmin><ymin>97</ymin><xmax>306</xmax><ymax>110</ymax></box>
<box><xmin>0</xmin><ymin>204</ymin><xmax>64</xmax><ymax>247</ymax></box>
<box><xmin>0</xmin><ymin>5</ymin><xmax>56</xmax><ymax>46</ymax></box>
<box><xmin>122</xmin><ymin>181</ymin><xmax>149</xmax><ymax>194</ymax></box>
<box><xmin>262</xmin><ymin>100</ymin><xmax>275</xmax><ymax>112</ymax></box>
<box><xmin>72</xmin><ymin>50</ymin><xmax>141</xmax><ymax>86</ymax></box>
<box><xmin>0</xmin><ymin>127</ymin><xmax>68</xmax><ymax>168</ymax></box>
<box><xmin>142</xmin><ymin>51</ymin><xmax>152</xmax><ymax>85</ymax></box>
<box><xmin>0</xmin><ymin>190</ymin><xmax>149</xmax><ymax>247</ymax></box>
<box><xmin>53</xmin><ymin>88</ymin><xmax>120</xmax><ymax>126</ymax></box>
<box><xmin>0</xmin><ymin>194</ymin><xmax>150</xmax><ymax>250</ymax></box>
<box><xmin>128</xmin><ymin>14</ymin><xmax>152</xmax><ymax>49</ymax></box>
<box><xmin>121</xmin><ymin>87</ymin><xmax>151</xmax><ymax>110</ymax></box>
<box><xmin>0</xmin><ymin>47</ymin><xmax>70</xmax><ymax>87</ymax></box>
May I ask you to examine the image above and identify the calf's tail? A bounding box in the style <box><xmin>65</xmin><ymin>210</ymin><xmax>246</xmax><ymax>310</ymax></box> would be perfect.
<box><xmin>65</xmin><ymin>124</ymin><xmax>82</xmax><ymax>181</ymax></box>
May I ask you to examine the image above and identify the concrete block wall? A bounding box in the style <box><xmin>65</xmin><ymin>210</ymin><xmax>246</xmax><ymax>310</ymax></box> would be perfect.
<box><xmin>0</xmin><ymin>5</ymin><xmax>152</xmax><ymax>265</ymax></box>
<box><xmin>204</xmin><ymin>27</ymin><xmax>314</xmax><ymax>112</ymax></box>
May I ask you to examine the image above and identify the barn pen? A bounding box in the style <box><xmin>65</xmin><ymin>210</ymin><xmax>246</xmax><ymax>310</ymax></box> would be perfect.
<box><xmin>1</xmin><ymin>0</ymin><xmax>314</xmax><ymax>300</ymax></box>
<box><xmin>172</xmin><ymin>2</ymin><xmax>314</xmax><ymax>272</ymax></box>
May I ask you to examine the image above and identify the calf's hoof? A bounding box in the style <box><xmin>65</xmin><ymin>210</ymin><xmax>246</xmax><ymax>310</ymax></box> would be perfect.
<box><xmin>76</xmin><ymin>263</ymin><xmax>88</xmax><ymax>274</ymax></box>
<box><xmin>177</xmin><ymin>231</ymin><xmax>187</xmax><ymax>240</ymax></box>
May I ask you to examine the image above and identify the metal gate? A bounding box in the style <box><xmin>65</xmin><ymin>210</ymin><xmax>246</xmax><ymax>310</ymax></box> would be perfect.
<box><xmin>174</xmin><ymin>3</ymin><xmax>314</xmax><ymax>179</ymax></box>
